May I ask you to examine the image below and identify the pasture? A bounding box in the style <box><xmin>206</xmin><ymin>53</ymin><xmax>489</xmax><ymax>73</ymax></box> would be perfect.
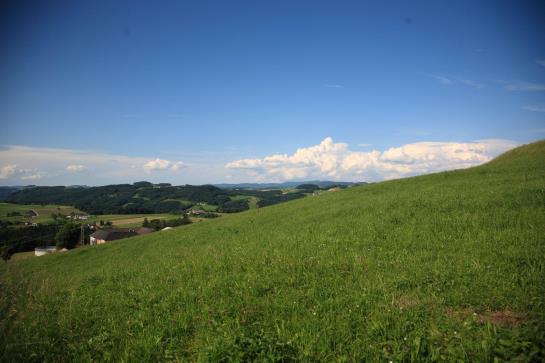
<box><xmin>0</xmin><ymin>141</ymin><xmax>544</xmax><ymax>361</ymax></box>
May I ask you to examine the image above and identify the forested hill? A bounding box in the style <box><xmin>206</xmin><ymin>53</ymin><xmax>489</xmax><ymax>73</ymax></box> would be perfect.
<box><xmin>4</xmin><ymin>182</ymin><xmax>320</xmax><ymax>215</ymax></box>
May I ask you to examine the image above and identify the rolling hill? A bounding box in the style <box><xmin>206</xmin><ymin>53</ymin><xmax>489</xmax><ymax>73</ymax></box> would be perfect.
<box><xmin>1</xmin><ymin>141</ymin><xmax>544</xmax><ymax>361</ymax></box>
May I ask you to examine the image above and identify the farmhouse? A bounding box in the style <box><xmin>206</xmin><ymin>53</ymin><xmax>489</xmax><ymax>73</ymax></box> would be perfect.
<box><xmin>89</xmin><ymin>227</ymin><xmax>154</xmax><ymax>245</ymax></box>
<box><xmin>190</xmin><ymin>209</ymin><xmax>206</xmax><ymax>216</ymax></box>
<box><xmin>90</xmin><ymin>229</ymin><xmax>136</xmax><ymax>245</ymax></box>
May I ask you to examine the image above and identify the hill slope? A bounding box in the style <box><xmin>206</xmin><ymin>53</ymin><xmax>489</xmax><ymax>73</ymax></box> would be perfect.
<box><xmin>1</xmin><ymin>141</ymin><xmax>544</xmax><ymax>361</ymax></box>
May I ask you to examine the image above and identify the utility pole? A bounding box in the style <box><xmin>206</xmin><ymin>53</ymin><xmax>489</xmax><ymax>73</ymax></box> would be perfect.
<box><xmin>79</xmin><ymin>224</ymin><xmax>85</xmax><ymax>245</ymax></box>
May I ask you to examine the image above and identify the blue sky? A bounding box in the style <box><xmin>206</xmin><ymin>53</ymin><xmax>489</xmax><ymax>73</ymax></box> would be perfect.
<box><xmin>1</xmin><ymin>0</ymin><xmax>544</xmax><ymax>185</ymax></box>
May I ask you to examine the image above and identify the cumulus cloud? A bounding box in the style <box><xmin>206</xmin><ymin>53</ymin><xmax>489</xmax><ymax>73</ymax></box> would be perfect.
<box><xmin>226</xmin><ymin>137</ymin><xmax>518</xmax><ymax>182</ymax></box>
<box><xmin>0</xmin><ymin>164</ymin><xmax>47</xmax><ymax>181</ymax></box>
<box><xmin>143</xmin><ymin>158</ymin><xmax>184</xmax><ymax>172</ymax></box>
<box><xmin>0</xmin><ymin>145</ymin><xmax>187</xmax><ymax>184</ymax></box>
<box><xmin>0</xmin><ymin>164</ymin><xmax>17</xmax><ymax>179</ymax></box>
<box><xmin>66</xmin><ymin>164</ymin><xmax>88</xmax><ymax>172</ymax></box>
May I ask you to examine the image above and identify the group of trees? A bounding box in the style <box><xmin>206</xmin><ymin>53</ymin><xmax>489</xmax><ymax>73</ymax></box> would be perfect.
<box><xmin>143</xmin><ymin>216</ymin><xmax>192</xmax><ymax>231</ymax></box>
<box><xmin>0</xmin><ymin>224</ymin><xmax>60</xmax><ymax>258</ymax></box>
<box><xmin>217</xmin><ymin>199</ymin><xmax>250</xmax><ymax>213</ymax></box>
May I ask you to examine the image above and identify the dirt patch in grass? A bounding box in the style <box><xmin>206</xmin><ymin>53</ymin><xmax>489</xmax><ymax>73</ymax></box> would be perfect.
<box><xmin>393</xmin><ymin>295</ymin><xmax>421</xmax><ymax>309</ymax></box>
<box><xmin>446</xmin><ymin>308</ymin><xmax>526</xmax><ymax>327</ymax></box>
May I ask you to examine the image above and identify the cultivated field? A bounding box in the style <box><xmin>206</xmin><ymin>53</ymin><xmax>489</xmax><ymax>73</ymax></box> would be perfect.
<box><xmin>86</xmin><ymin>214</ymin><xmax>181</xmax><ymax>228</ymax></box>
<box><xmin>0</xmin><ymin>141</ymin><xmax>544</xmax><ymax>361</ymax></box>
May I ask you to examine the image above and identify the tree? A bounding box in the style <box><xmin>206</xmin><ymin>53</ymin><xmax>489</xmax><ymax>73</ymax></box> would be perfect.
<box><xmin>55</xmin><ymin>223</ymin><xmax>80</xmax><ymax>249</ymax></box>
<box><xmin>1</xmin><ymin>245</ymin><xmax>12</xmax><ymax>262</ymax></box>
<box><xmin>142</xmin><ymin>218</ymin><xmax>150</xmax><ymax>228</ymax></box>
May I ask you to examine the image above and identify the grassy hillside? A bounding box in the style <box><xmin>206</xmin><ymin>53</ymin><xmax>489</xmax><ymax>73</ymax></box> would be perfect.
<box><xmin>1</xmin><ymin>141</ymin><xmax>544</xmax><ymax>362</ymax></box>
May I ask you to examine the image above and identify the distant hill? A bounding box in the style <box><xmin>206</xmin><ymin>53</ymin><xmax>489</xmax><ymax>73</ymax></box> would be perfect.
<box><xmin>0</xmin><ymin>186</ymin><xmax>33</xmax><ymax>201</ymax></box>
<box><xmin>2</xmin><ymin>141</ymin><xmax>543</xmax><ymax>361</ymax></box>
<box><xmin>4</xmin><ymin>183</ymin><xmax>318</xmax><ymax>215</ymax></box>
<box><xmin>214</xmin><ymin>180</ymin><xmax>360</xmax><ymax>189</ymax></box>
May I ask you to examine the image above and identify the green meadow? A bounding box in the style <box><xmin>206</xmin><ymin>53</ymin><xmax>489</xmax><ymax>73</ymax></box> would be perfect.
<box><xmin>0</xmin><ymin>141</ymin><xmax>544</xmax><ymax>361</ymax></box>
<box><xmin>0</xmin><ymin>203</ymin><xmax>83</xmax><ymax>224</ymax></box>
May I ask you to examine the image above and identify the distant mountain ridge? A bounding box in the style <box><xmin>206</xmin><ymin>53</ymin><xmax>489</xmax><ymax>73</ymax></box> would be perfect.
<box><xmin>214</xmin><ymin>181</ymin><xmax>361</xmax><ymax>189</ymax></box>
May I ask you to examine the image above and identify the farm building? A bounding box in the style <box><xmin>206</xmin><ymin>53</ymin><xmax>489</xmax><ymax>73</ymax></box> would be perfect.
<box><xmin>34</xmin><ymin>246</ymin><xmax>57</xmax><ymax>256</ymax></box>
<box><xmin>89</xmin><ymin>227</ymin><xmax>154</xmax><ymax>245</ymax></box>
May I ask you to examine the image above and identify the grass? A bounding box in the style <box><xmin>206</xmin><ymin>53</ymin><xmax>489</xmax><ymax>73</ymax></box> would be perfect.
<box><xmin>9</xmin><ymin>251</ymin><xmax>35</xmax><ymax>262</ymax></box>
<box><xmin>1</xmin><ymin>141</ymin><xmax>544</xmax><ymax>361</ymax></box>
<box><xmin>0</xmin><ymin>203</ymin><xmax>83</xmax><ymax>224</ymax></box>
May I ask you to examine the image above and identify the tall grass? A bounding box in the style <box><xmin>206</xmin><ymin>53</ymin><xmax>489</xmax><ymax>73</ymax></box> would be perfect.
<box><xmin>1</xmin><ymin>141</ymin><xmax>544</xmax><ymax>361</ymax></box>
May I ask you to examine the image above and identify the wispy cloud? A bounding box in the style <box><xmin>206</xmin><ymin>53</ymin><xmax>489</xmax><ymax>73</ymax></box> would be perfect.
<box><xmin>536</xmin><ymin>59</ymin><xmax>545</xmax><ymax>68</ymax></box>
<box><xmin>66</xmin><ymin>164</ymin><xmax>88</xmax><ymax>172</ymax></box>
<box><xmin>358</xmin><ymin>143</ymin><xmax>372</xmax><ymax>147</ymax></box>
<box><xmin>428</xmin><ymin>74</ymin><xmax>484</xmax><ymax>89</ymax></box>
<box><xmin>226</xmin><ymin>137</ymin><xmax>517</xmax><ymax>182</ymax></box>
<box><xmin>504</xmin><ymin>81</ymin><xmax>545</xmax><ymax>92</ymax></box>
<box><xmin>459</xmin><ymin>79</ymin><xmax>485</xmax><ymax>89</ymax></box>
<box><xmin>521</xmin><ymin>105</ymin><xmax>545</xmax><ymax>113</ymax></box>
<box><xmin>428</xmin><ymin>74</ymin><xmax>453</xmax><ymax>85</ymax></box>
<box><xmin>324</xmin><ymin>84</ymin><xmax>345</xmax><ymax>89</ymax></box>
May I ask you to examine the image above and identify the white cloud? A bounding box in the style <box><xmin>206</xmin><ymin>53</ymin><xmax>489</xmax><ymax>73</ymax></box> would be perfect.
<box><xmin>0</xmin><ymin>164</ymin><xmax>47</xmax><ymax>181</ymax></box>
<box><xmin>21</xmin><ymin>171</ymin><xmax>46</xmax><ymax>180</ymax></box>
<box><xmin>143</xmin><ymin>158</ymin><xmax>184</xmax><ymax>172</ymax></box>
<box><xmin>66</xmin><ymin>164</ymin><xmax>88</xmax><ymax>172</ymax></box>
<box><xmin>536</xmin><ymin>59</ymin><xmax>545</xmax><ymax>68</ymax></box>
<box><xmin>170</xmin><ymin>161</ymin><xmax>184</xmax><ymax>171</ymax></box>
<box><xmin>143</xmin><ymin>158</ymin><xmax>171</xmax><ymax>171</ymax></box>
<box><xmin>226</xmin><ymin>137</ymin><xmax>518</xmax><ymax>182</ymax></box>
<box><xmin>521</xmin><ymin>105</ymin><xmax>545</xmax><ymax>113</ymax></box>
<box><xmin>0</xmin><ymin>145</ymin><xmax>188</xmax><ymax>185</ymax></box>
<box><xmin>0</xmin><ymin>164</ymin><xmax>17</xmax><ymax>179</ymax></box>
<box><xmin>504</xmin><ymin>81</ymin><xmax>545</xmax><ymax>92</ymax></box>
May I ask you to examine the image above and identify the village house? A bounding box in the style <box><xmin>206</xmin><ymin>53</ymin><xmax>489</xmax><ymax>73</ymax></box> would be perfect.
<box><xmin>66</xmin><ymin>213</ymin><xmax>90</xmax><ymax>220</ymax></box>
